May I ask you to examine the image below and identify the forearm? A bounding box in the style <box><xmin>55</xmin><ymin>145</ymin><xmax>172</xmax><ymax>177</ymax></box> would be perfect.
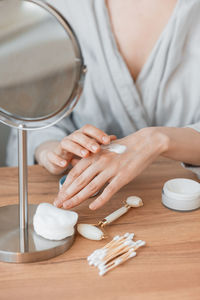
<box><xmin>156</xmin><ymin>127</ymin><xmax>200</xmax><ymax>165</ymax></box>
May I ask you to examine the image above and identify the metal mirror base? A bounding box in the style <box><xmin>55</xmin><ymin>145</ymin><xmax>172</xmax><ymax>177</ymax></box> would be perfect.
<box><xmin>0</xmin><ymin>204</ymin><xmax>75</xmax><ymax>263</ymax></box>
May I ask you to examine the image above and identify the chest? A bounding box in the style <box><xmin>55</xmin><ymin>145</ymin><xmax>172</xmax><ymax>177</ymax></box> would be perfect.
<box><xmin>106</xmin><ymin>0</ymin><xmax>178</xmax><ymax>81</ymax></box>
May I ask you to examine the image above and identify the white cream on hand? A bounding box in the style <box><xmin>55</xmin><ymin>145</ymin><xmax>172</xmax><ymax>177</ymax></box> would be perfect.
<box><xmin>33</xmin><ymin>203</ymin><xmax>78</xmax><ymax>240</ymax></box>
<box><xmin>101</xmin><ymin>143</ymin><xmax>127</xmax><ymax>154</ymax></box>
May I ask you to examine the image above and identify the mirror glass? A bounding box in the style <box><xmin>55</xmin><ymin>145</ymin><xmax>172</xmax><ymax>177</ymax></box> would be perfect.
<box><xmin>0</xmin><ymin>0</ymin><xmax>84</xmax><ymax>129</ymax></box>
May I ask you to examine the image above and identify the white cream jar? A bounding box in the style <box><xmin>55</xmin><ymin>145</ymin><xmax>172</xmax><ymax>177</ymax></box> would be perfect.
<box><xmin>162</xmin><ymin>178</ymin><xmax>200</xmax><ymax>211</ymax></box>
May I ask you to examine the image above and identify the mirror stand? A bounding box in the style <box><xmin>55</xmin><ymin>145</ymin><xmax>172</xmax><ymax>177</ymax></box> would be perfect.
<box><xmin>18</xmin><ymin>127</ymin><xmax>28</xmax><ymax>232</ymax></box>
<box><xmin>0</xmin><ymin>0</ymin><xmax>85</xmax><ymax>263</ymax></box>
<box><xmin>0</xmin><ymin>127</ymin><xmax>74</xmax><ymax>263</ymax></box>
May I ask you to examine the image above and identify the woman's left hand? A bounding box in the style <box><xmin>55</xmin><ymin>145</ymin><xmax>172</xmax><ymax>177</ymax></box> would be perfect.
<box><xmin>54</xmin><ymin>127</ymin><xmax>168</xmax><ymax>210</ymax></box>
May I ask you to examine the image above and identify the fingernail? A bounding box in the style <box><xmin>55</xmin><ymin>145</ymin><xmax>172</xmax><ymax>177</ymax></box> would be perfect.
<box><xmin>53</xmin><ymin>200</ymin><xmax>60</xmax><ymax>207</ymax></box>
<box><xmin>102</xmin><ymin>136</ymin><xmax>110</xmax><ymax>144</ymax></box>
<box><xmin>81</xmin><ymin>149</ymin><xmax>88</xmax><ymax>157</ymax></box>
<box><xmin>60</xmin><ymin>160</ymin><xmax>66</xmax><ymax>167</ymax></box>
<box><xmin>63</xmin><ymin>201</ymin><xmax>71</xmax><ymax>209</ymax></box>
<box><xmin>89</xmin><ymin>203</ymin><xmax>96</xmax><ymax>210</ymax></box>
<box><xmin>91</xmin><ymin>144</ymin><xmax>99</xmax><ymax>152</ymax></box>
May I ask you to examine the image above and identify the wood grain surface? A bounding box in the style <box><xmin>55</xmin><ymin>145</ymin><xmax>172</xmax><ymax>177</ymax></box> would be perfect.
<box><xmin>0</xmin><ymin>158</ymin><xmax>200</xmax><ymax>300</ymax></box>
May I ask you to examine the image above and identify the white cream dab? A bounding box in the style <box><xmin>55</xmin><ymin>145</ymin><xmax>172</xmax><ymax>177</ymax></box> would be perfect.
<box><xmin>33</xmin><ymin>203</ymin><xmax>78</xmax><ymax>241</ymax></box>
<box><xmin>101</xmin><ymin>143</ymin><xmax>127</xmax><ymax>154</ymax></box>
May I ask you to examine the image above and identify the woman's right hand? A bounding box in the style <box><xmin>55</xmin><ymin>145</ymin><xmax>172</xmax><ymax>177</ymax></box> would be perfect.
<box><xmin>35</xmin><ymin>124</ymin><xmax>116</xmax><ymax>175</ymax></box>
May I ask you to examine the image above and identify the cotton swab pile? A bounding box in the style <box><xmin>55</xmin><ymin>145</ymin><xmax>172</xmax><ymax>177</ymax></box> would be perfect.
<box><xmin>87</xmin><ymin>233</ymin><xmax>146</xmax><ymax>276</ymax></box>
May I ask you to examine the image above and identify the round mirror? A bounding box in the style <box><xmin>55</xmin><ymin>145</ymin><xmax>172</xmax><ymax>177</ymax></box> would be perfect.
<box><xmin>0</xmin><ymin>0</ymin><xmax>85</xmax><ymax>129</ymax></box>
<box><xmin>0</xmin><ymin>0</ymin><xmax>86</xmax><ymax>263</ymax></box>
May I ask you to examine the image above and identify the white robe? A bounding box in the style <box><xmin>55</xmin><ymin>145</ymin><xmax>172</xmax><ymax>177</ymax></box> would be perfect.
<box><xmin>6</xmin><ymin>0</ymin><xmax>200</xmax><ymax>178</ymax></box>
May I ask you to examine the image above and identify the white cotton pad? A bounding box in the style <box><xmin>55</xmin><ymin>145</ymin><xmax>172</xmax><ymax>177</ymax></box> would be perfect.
<box><xmin>33</xmin><ymin>203</ymin><xmax>78</xmax><ymax>240</ymax></box>
<box><xmin>162</xmin><ymin>178</ymin><xmax>200</xmax><ymax>211</ymax></box>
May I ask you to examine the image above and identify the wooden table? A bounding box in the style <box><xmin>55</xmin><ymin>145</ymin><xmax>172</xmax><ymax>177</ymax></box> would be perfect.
<box><xmin>0</xmin><ymin>158</ymin><xmax>200</xmax><ymax>300</ymax></box>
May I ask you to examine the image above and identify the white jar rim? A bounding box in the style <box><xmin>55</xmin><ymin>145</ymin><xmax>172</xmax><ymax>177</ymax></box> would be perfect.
<box><xmin>163</xmin><ymin>178</ymin><xmax>200</xmax><ymax>201</ymax></box>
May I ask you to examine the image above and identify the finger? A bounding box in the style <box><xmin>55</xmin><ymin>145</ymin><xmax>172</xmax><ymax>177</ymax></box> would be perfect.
<box><xmin>47</xmin><ymin>151</ymin><xmax>68</xmax><ymax>168</ymax></box>
<box><xmin>89</xmin><ymin>176</ymin><xmax>124</xmax><ymax>210</ymax></box>
<box><xmin>71</xmin><ymin>158</ymin><xmax>80</xmax><ymax>166</ymax></box>
<box><xmin>61</xmin><ymin>138</ymin><xmax>90</xmax><ymax>158</ymax></box>
<box><xmin>55</xmin><ymin>162</ymin><xmax>100</xmax><ymax>207</ymax></box>
<box><xmin>81</xmin><ymin>124</ymin><xmax>111</xmax><ymax>145</ymax></box>
<box><xmin>54</xmin><ymin>143</ymin><xmax>73</xmax><ymax>161</ymax></box>
<box><xmin>69</xmin><ymin>132</ymin><xmax>101</xmax><ymax>153</ymax></box>
<box><xmin>53</xmin><ymin>143</ymin><xmax>63</xmax><ymax>156</ymax></box>
<box><xmin>44</xmin><ymin>158</ymin><xmax>67</xmax><ymax>175</ymax></box>
<box><xmin>54</xmin><ymin>158</ymin><xmax>92</xmax><ymax>207</ymax></box>
<box><xmin>62</xmin><ymin>171</ymin><xmax>110</xmax><ymax>209</ymax></box>
<box><xmin>110</xmin><ymin>135</ymin><xmax>117</xmax><ymax>141</ymax></box>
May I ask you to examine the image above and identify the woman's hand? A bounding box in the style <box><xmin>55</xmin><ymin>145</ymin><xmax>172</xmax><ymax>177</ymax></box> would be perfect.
<box><xmin>54</xmin><ymin>127</ymin><xmax>169</xmax><ymax>209</ymax></box>
<box><xmin>35</xmin><ymin>124</ymin><xmax>116</xmax><ymax>175</ymax></box>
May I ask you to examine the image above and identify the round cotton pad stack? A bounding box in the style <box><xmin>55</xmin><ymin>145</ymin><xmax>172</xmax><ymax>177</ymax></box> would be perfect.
<box><xmin>33</xmin><ymin>203</ymin><xmax>78</xmax><ymax>240</ymax></box>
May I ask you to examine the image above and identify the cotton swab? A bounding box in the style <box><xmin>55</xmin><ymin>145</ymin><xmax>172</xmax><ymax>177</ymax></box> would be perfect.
<box><xmin>87</xmin><ymin>233</ymin><xmax>135</xmax><ymax>266</ymax></box>
<box><xmin>99</xmin><ymin>250</ymin><xmax>137</xmax><ymax>276</ymax></box>
<box><xmin>98</xmin><ymin>240</ymin><xmax>145</xmax><ymax>268</ymax></box>
<box><xmin>87</xmin><ymin>233</ymin><xmax>133</xmax><ymax>262</ymax></box>
<box><xmin>87</xmin><ymin>233</ymin><xmax>146</xmax><ymax>276</ymax></box>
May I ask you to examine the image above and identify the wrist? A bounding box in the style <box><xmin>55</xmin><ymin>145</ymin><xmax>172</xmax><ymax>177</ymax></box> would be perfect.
<box><xmin>151</xmin><ymin>127</ymin><xmax>170</xmax><ymax>154</ymax></box>
<box><xmin>138</xmin><ymin>127</ymin><xmax>170</xmax><ymax>155</ymax></box>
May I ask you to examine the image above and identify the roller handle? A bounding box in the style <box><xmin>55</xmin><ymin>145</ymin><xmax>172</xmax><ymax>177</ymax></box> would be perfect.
<box><xmin>104</xmin><ymin>206</ymin><xmax>130</xmax><ymax>224</ymax></box>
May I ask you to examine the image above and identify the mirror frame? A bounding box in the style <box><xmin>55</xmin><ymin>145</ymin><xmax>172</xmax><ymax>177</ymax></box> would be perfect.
<box><xmin>0</xmin><ymin>0</ymin><xmax>86</xmax><ymax>130</ymax></box>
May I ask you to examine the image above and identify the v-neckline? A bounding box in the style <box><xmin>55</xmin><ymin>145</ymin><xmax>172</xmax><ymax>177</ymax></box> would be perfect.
<box><xmin>103</xmin><ymin>0</ymin><xmax>180</xmax><ymax>86</ymax></box>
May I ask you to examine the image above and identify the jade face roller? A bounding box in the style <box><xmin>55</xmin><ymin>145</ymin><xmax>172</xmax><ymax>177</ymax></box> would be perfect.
<box><xmin>77</xmin><ymin>196</ymin><xmax>143</xmax><ymax>241</ymax></box>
